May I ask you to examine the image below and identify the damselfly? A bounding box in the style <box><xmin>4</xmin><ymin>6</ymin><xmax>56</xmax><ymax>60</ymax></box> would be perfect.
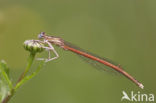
<box><xmin>37</xmin><ymin>32</ymin><xmax>144</xmax><ymax>89</ymax></box>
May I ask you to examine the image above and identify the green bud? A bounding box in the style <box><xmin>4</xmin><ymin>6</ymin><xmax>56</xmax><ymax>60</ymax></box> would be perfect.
<box><xmin>23</xmin><ymin>40</ymin><xmax>44</xmax><ymax>53</ymax></box>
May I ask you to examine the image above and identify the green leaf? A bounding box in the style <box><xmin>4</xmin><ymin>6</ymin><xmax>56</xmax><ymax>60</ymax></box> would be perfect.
<box><xmin>0</xmin><ymin>60</ymin><xmax>12</xmax><ymax>89</ymax></box>
<box><xmin>0</xmin><ymin>60</ymin><xmax>13</xmax><ymax>102</ymax></box>
<box><xmin>0</xmin><ymin>60</ymin><xmax>10</xmax><ymax>77</ymax></box>
<box><xmin>15</xmin><ymin>61</ymin><xmax>44</xmax><ymax>90</ymax></box>
<box><xmin>0</xmin><ymin>80</ymin><xmax>10</xmax><ymax>102</ymax></box>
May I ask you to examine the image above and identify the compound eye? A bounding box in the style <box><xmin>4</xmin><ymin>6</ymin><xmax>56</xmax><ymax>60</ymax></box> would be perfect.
<box><xmin>38</xmin><ymin>32</ymin><xmax>45</xmax><ymax>39</ymax></box>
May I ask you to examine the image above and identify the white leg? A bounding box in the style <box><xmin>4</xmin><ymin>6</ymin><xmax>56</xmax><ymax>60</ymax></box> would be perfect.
<box><xmin>36</xmin><ymin>40</ymin><xmax>46</xmax><ymax>61</ymax></box>
<box><xmin>44</xmin><ymin>41</ymin><xmax>59</xmax><ymax>62</ymax></box>
<box><xmin>36</xmin><ymin>58</ymin><xmax>45</xmax><ymax>60</ymax></box>
<box><xmin>36</xmin><ymin>47</ymin><xmax>50</xmax><ymax>61</ymax></box>
<box><xmin>45</xmin><ymin>50</ymin><xmax>59</xmax><ymax>62</ymax></box>
<box><xmin>36</xmin><ymin>40</ymin><xmax>59</xmax><ymax>62</ymax></box>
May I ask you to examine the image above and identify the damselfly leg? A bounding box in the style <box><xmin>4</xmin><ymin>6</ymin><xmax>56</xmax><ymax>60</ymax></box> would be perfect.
<box><xmin>36</xmin><ymin>40</ymin><xmax>59</xmax><ymax>62</ymax></box>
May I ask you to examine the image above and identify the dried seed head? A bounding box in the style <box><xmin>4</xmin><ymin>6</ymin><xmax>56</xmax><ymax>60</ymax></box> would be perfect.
<box><xmin>23</xmin><ymin>40</ymin><xmax>44</xmax><ymax>53</ymax></box>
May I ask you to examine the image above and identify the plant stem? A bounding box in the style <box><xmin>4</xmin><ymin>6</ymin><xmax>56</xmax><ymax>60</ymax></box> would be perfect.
<box><xmin>2</xmin><ymin>53</ymin><xmax>36</xmax><ymax>103</ymax></box>
<box><xmin>17</xmin><ymin>53</ymin><xmax>36</xmax><ymax>83</ymax></box>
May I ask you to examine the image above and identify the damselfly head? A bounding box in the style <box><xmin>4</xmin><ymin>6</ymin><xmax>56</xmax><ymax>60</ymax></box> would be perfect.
<box><xmin>38</xmin><ymin>32</ymin><xmax>45</xmax><ymax>39</ymax></box>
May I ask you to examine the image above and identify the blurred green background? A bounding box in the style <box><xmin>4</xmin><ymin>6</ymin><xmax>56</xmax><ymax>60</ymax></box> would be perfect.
<box><xmin>0</xmin><ymin>0</ymin><xmax>156</xmax><ymax>103</ymax></box>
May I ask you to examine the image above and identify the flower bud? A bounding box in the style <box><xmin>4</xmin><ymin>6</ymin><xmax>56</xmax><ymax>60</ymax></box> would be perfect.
<box><xmin>23</xmin><ymin>40</ymin><xmax>44</xmax><ymax>53</ymax></box>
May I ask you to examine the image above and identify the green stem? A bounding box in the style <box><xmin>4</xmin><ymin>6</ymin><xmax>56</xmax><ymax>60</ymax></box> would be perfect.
<box><xmin>17</xmin><ymin>53</ymin><xmax>36</xmax><ymax>83</ymax></box>
<box><xmin>2</xmin><ymin>52</ymin><xmax>36</xmax><ymax>103</ymax></box>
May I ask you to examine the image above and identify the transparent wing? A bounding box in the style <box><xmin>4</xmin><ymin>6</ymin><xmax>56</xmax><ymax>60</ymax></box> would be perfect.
<box><xmin>64</xmin><ymin>41</ymin><xmax>123</xmax><ymax>75</ymax></box>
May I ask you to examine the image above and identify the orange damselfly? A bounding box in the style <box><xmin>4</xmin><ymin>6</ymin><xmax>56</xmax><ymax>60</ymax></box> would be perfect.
<box><xmin>37</xmin><ymin>32</ymin><xmax>144</xmax><ymax>89</ymax></box>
